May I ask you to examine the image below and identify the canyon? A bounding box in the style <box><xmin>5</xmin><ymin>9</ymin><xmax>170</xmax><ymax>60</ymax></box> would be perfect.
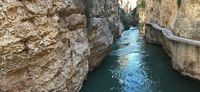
<box><xmin>1</xmin><ymin>0</ymin><xmax>200</xmax><ymax>91</ymax></box>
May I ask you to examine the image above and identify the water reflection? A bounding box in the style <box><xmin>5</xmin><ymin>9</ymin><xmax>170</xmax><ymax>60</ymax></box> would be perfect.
<box><xmin>110</xmin><ymin>29</ymin><xmax>151</xmax><ymax>92</ymax></box>
<box><xmin>81</xmin><ymin>29</ymin><xmax>200</xmax><ymax>92</ymax></box>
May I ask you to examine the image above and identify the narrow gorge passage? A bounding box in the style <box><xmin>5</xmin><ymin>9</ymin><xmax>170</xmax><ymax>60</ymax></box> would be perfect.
<box><xmin>81</xmin><ymin>28</ymin><xmax>200</xmax><ymax>92</ymax></box>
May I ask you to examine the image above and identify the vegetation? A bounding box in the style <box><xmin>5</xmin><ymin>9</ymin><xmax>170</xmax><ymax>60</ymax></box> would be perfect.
<box><xmin>177</xmin><ymin>0</ymin><xmax>181</xmax><ymax>8</ymax></box>
<box><xmin>137</xmin><ymin>23</ymin><xmax>144</xmax><ymax>30</ymax></box>
<box><xmin>139</xmin><ymin>0</ymin><xmax>146</xmax><ymax>9</ymax></box>
<box><xmin>120</xmin><ymin>9</ymin><xmax>133</xmax><ymax>30</ymax></box>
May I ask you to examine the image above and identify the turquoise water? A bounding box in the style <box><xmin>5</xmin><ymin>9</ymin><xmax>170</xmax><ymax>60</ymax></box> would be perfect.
<box><xmin>81</xmin><ymin>29</ymin><xmax>200</xmax><ymax>92</ymax></box>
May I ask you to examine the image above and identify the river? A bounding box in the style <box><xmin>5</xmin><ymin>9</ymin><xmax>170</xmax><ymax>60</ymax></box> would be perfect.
<box><xmin>80</xmin><ymin>28</ymin><xmax>200</xmax><ymax>92</ymax></box>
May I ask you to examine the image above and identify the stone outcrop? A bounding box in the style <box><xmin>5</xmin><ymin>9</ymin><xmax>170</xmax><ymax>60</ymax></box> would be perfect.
<box><xmin>0</xmin><ymin>0</ymin><xmax>123</xmax><ymax>91</ymax></box>
<box><xmin>85</xmin><ymin>0</ymin><xmax>124</xmax><ymax>71</ymax></box>
<box><xmin>137</xmin><ymin>0</ymin><xmax>200</xmax><ymax>80</ymax></box>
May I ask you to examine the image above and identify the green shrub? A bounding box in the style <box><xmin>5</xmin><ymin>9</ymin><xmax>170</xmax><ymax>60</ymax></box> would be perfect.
<box><xmin>140</xmin><ymin>0</ymin><xmax>146</xmax><ymax>9</ymax></box>
<box><xmin>137</xmin><ymin>23</ymin><xmax>144</xmax><ymax>30</ymax></box>
<box><xmin>177</xmin><ymin>0</ymin><xmax>181</xmax><ymax>8</ymax></box>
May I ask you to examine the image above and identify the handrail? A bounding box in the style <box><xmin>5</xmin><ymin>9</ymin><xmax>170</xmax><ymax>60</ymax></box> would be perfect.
<box><xmin>146</xmin><ymin>23</ymin><xmax>200</xmax><ymax>47</ymax></box>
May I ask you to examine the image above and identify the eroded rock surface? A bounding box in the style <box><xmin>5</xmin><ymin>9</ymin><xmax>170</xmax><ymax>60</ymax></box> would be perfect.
<box><xmin>0</xmin><ymin>0</ymin><xmax>123</xmax><ymax>91</ymax></box>
<box><xmin>85</xmin><ymin>0</ymin><xmax>124</xmax><ymax>71</ymax></box>
<box><xmin>137</xmin><ymin>0</ymin><xmax>200</xmax><ymax>80</ymax></box>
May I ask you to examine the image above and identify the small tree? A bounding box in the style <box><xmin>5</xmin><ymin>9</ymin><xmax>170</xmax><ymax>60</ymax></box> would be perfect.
<box><xmin>177</xmin><ymin>0</ymin><xmax>181</xmax><ymax>8</ymax></box>
<box><xmin>140</xmin><ymin>0</ymin><xmax>146</xmax><ymax>9</ymax></box>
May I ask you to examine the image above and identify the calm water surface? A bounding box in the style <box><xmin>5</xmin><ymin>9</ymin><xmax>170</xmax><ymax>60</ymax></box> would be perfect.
<box><xmin>81</xmin><ymin>29</ymin><xmax>200</xmax><ymax>92</ymax></box>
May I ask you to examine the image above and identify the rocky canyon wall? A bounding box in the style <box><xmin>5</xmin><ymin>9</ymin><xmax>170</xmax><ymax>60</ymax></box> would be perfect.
<box><xmin>137</xmin><ymin>0</ymin><xmax>200</xmax><ymax>80</ymax></box>
<box><xmin>85</xmin><ymin>0</ymin><xmax>124</xmax><ymax>71</ymax></box>
<box><xmin>0</xmin><ymin>0</ymin><xmax>123</xmax><ymax>91</ymax></box>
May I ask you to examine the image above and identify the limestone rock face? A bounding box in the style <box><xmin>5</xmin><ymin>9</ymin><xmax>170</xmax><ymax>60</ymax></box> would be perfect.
<box><xmin>85</xmin><ymin>0</ymin><xmax>123</xmax><ymax>71</ymax></box>
<box><xmin>87</xmin><ymin>18</ymin><xmax>113</xmax><ymax>71</ymax></box>
<box><xmin>136</xmin><ymin>0</ymin><xmax>178</xmax><ymax>29</ymax></box>
<box><xmin>173</xmin><ymin>0</ymin><xmax>200</xmax><ymax>40</ymax></box>
<box><xmin>0</xmin><ymin>0</ymin><xmax>123</xmax><ymax>91</ymax></box>
<box><xmin>137</xmin><ymin>0</ymin><xmax>200</xmax><ymax>80</ymax></box>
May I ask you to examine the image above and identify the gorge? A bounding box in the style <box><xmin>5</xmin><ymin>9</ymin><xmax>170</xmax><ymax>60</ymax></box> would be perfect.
<box><xmin>81</xmin><ymin>26</ymin><xmax>200</xmax><ymax>92</ymax></box>
<box><xmin>0</xmin><ymin>0</ymin><xmax>200</xmax><ymax>92</ymax></box>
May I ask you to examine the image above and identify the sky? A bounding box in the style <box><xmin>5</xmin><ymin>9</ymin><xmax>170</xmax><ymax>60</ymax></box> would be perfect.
<box><xmin>120</xmin><ymin>0</ymin><xmax>138</xmax><ymax>10</ymax></box>
<box><xmin>129</xmin><ymin>0</ymin><xmax>137</xmax><ymax>9</ymax></box>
